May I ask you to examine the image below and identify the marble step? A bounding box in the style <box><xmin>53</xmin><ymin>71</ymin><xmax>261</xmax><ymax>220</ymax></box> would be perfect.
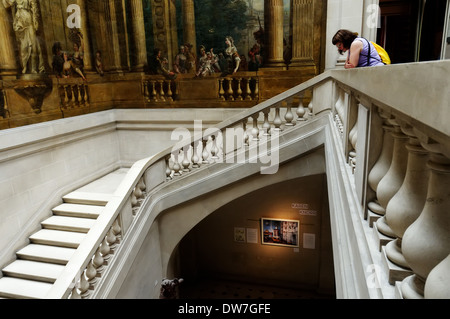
<box><xmin>41</xmin><ymin>215</ymin><xmax>96</xmax><ymax>233</ymax></box>
<box><xmin>29</xmin><ymin>229</ymin><xmax>86</xmax><ymax>249</ymax></box>
<box><xmin>16</xmin><ymin>244</ymin><xmax>76</xmax><ymax>265</ymax></box>
<box><xmin>2</xmin><ymin>260</ymin><xmax>65</xmax><ymax>283</ymax></box>
<box><xmin>62</xmin><ymin>191</ymin><xmax>112</xmax><ymax>206</ymax></box>
<box><xmin>0</xmin><ymin>277</ymin><xmax>53</xmax><ymax>299</ymax></box>
<box><xmin>52</xmin><ymin>203</ymin><xmax>104</xmax><ymax>219</ymax></box>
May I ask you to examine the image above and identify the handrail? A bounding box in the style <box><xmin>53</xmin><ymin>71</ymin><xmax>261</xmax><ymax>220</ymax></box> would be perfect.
<box><xmin>44</xmin><ymin>60</ymin><xmax>450</xmax><ymax>299</ymax></box>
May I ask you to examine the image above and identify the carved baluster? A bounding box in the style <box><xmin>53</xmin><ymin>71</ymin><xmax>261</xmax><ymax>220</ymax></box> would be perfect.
<box><xmin>296</xmin><ymin>94</ymin><xmax>306</xmax><ymax>121</ymax></box>
<box><xmin>77</xmin><ymin>84</ymin><xmax>83</xmax><ymax>105</ymax></box>
<box><xmin>182</xmin><ymin>145</ymin><xmax>191</xmax><ymax>172</ymax></box>
<box><xmin>273</xmin><ymin>106</ymin><xmax>283</xmax><ymax>132</ymax></box>
<box><xmin>106</xmin><ymin>227</ymin><xmax>118</xmax><ymax>253</ymax></box>
<box><xmin>308</xmin><ymin>92</ymin><xmax>314</xmax><ymax>118</ymax></box>
<box><xmin>144</xmin><ymin>81</ymin><xmax>150</xmax><ymax>102</ymax></box>
<box><xmin>93</xmin><ymin>247</ymin><xmax>105</xmax><ymax>276</ymax></box>
<box><xmin>173</xmin><ymin>150</ymin><xmax>182</xmax><ymax>176</ymax></box>
<box><xmin>166</xmin><ymin>80</ymin><xmax>173</xmax><ymax>101</ymax></box>
<box><xmin>70</xmin><ymin>286</ymin><xmax>81</xmax><ymax>299</ymax></box>
<box><xmin>236</xmin><ymin>78</ymin><xmax>243</xmax><ymax>101</ymax></box>
<box><xmin>245</xmin><ymin>78</ymin><xmax>252</xmax><ymax>100</ymax></box>
<box><xmin>210</xmin><ymin>134</ymin><xmax>219</xmax><ymax>162</ymax></box>
<box><xmin>71</xmin><ymin>85</ymin><xmax>76</xmax><ymax>107</ymax></box>
<box><xmin>158</xmin><ymin>80</ymin><xmax>166</xmax><ymax>101</ymax></box>
<box><xmin>218</xmin><ymin>78</ymin><xmax>225</xmax><ymax>100</ymax></box>
<box><xmin>227</xmin><ymin>78</ymin><xmax>234</xmax><ymax>101</ymax></box>
<box><xmin>151</xmin><ymin>81</ymin><xmax>158</xmax><ymax>101</ymax></box>
<box><xmin>84</xmin><ymin>84</ymin><xmax>89</xmax><ymax>106</ymax></box>
<box><xmin>202</xmin><ymin>138</ymin><xmax>210</xmax><ymax>164</ymax></box>
<box><xmin>79</xmin><ymin>270</ymin><xmax>90</xmax><ymax>299</ymax></box>
<box><xmin>191</xmin><ymin>141</ymin><xmax>200</xmax><ymax>168</ymax></box>
<box><xmin>243</xmin><ymin>118</ymin><xmax>250</xmax><ymax>147</ymax></box>
<box><xmin>262</xmin><ymin>109</ymin><xmax>271</xmax><ymax>136</ymax></box>
<box><xmin>63</xmin><ymin>85</ymin><xmax>69</xmax><ymax>108</ymax></box>
<box><xmin>100</xmin><ymin>236</ymin><xmax>112</xmax><ymax>264</ymax></box>
<box><xmin>166</xmin><ymin>155</ymin><xmax>173</xmax><ymax>180</ymax></box>
<box><xmin>251</xmin><ymin>113</ymin><xmax>260</xmax><ymax>142</ymax></box>
<box><xmin>254</xmin><ymin>78</ymin><xmax>259</xmax><ymax>100</ymax></box>
<box><xmin>284</xmin><ymin>100</ymin><xmax>294</xmax><ymax>126</ymax></box>
<box><xmin>86</xmin><ymin>258</ymin><xmax>98</xmax><ymax>289</ymax></box>
<box><xmin>112</xmin><ymin>219</ymin><xmax>122</xmax><ymax>242</ymax></box>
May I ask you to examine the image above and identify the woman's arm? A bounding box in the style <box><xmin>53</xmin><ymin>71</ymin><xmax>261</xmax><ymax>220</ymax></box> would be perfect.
<box><xmin>345</xmin><ymin>40</ymin><xmax>363</xmax><ymax>69</ymax></box>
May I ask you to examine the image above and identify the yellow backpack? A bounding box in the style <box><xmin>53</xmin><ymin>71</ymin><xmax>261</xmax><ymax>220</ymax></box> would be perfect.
<box><xmin>363</xmin><ymin>38</ymin><xmax>391</xmax><ymax>65</ymax></box>
<box><xmin>371</xmin><ymin>41</ymin><xmax>391</xmax><ymax>65</ymax></box>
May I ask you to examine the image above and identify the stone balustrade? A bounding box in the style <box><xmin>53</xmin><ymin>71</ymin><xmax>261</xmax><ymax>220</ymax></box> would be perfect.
<box><xmin>41</xmin><ymin>62</ymin><xmax>450</xmax><ymax>299</ymax></box>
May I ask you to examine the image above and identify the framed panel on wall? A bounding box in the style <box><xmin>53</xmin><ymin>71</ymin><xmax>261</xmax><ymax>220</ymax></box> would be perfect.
<box><xmin>261</xmin><ymin>218</ymin><xmax>299</xmax><ymax>248</ymax></box>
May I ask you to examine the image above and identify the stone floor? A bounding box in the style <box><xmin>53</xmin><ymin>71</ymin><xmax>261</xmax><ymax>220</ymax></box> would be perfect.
<box><xmin>179</xmin><ymin>278</ymin><xmax>335</xmax><ymax>300</ymax></box>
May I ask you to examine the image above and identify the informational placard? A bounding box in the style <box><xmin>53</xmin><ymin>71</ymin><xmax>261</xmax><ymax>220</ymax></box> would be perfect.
<box><xmin>234</xmin><ymin>227</ymin><xmax>246</xmax><ymax>243</ymax></box>
<box><xmin>246</xmin><ymin>228</ymin><xmax>258</xmax><ymax>244</ymax></box>
<box><xmin>303</xmin><ymin>233</ymin><xmax>316</xmax><ymax>249</ymax></box>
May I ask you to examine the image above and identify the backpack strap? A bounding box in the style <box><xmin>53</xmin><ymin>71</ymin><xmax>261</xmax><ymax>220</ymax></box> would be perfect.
<box><xmin>361</xmin><ymin>38</ymin><xmax>382</xmax><ymax>66</ymax></box>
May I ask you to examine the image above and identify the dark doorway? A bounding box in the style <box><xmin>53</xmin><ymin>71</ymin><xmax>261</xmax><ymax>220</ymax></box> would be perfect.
<box><xmin>378</xmin><ymin>0</ymin><xmax>447</xmax><ymax>63</ymax></box>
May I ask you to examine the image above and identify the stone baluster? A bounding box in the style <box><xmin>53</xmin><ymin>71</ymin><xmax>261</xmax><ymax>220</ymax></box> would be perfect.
<box><xmin>210</xmin><ymin>134</ymin><xmax>220</xmax><ymax>162</ymax></box>
<box><xmin>401</xmin><ymin>145</ymin><xmax>450</xmax><ymax>299</ymax></box>
<box><xmin>334</xmin><ymin>89</ymin><xmax>345</xmax><ymax>135</ymax></box>
<box><xmin>182</xmin><ymin>145</ymin><xmax>191</xmax><ymax>172</ymax></box>
<box><xmin>425</xmin><ymin>254</ymin><xmax>450</xmax><ymax>298</ymax></box>
<box><xmin>77</xmin><ymin>85</ymin><xmax>83</xmax><ymax>105</ymax></box>
<box><xmin>251</xmin><ymin>113</ymin><xmax>260</xmax><ymax>142</ymax></box>
<box><xmin>307</xmin><ymin>95</ymin><xmax>314</xmax><ymax>118</ymax></box>
<box><xmin>112</xmin><ymin>219</ymin><xmax>122</xmax><ymax>243</ymax></box>
<box><xmin>63</xmin><ymin>86</ymin><xmax>70</xmax><ymax>107</ymax></box>
<box><xmin>86</xmin><ymin>257</ymin><xmax>99</xmax><ymax>289</ymax></box>
<box><xmin>166</xmin><ymin>155</ymin><xmax>173</xmax><ymax>180</ymax></box>
<box><xmin>375</xmin><ymin>117</ymin><xmax>409</xmax><ymax>242</ymax></box>
<box><xmin>71</xmin><ymin>86</ymin><xmax>76</xmax><ymax>107</ymax></box>
<box><xmin>348</xmin><ymin>117</ymin><xmax>358</xmax><ymax>173</ymax></box>
<box><xmin>202</xmin><ymin>138</ymin><xmax>210</xmax><ymax>164</ymax></box>
<box><xmin>262</xmin><ymin>109</ymin><xmax>271</xmax><ymax>136</ymax></box>
<box><xmin>100</xmin><ymin>236</ymin><xmax>111</xmax><ymax>264</ymax></box>
<box><xmin>92</xmin><ymin>247</ymin><xmax>105</xmax><ymax>275</ymax></box>
<box><xmin>243</xmin><ymin>118</ymin><xmax>250</xmax><ymax>147</ymax></box>
<box><xmin>384</xmin><ymin>123</ymin><xmax>429</xmax><ymax>274</ymax></box>
<box><xmin>367</xmin><ymin>114</ymin><xmax>395</xmax><ymax>226</ymax></box>
<box><xmin>273</xmin><ymin>106</ymin><xmax>282</xmax><ymax>132</ymax></box>
<box><xmin>296</xmin><ymin>94</ymin><xmax>306</xmax><ymax>122</ymax></box>
<box><xmin>144</xmin><ymin>81</ymin><xmax>150</xmax><ymax>102</ymax></box>
<box><xmin>191</xmin><ymin>141</ymin><xmax>200</xmax><ymax>168</ymax></box>
<box><xmin>78</xmin><ymin>270</ymin><xmax>90</xmax><ymax>299</ymax></box>
<box><xmin>172</xmin><ymin>150</ymin><xmax>182</xmax><ymax>176</ymax></box>
<box><xmin>284</xmin><ymin>100</ymin><xmax>294</xmax><ymax>126</ymax></box>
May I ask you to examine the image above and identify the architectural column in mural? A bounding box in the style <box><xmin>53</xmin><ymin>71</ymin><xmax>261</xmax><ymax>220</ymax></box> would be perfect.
<box><xmin>264</xmin><ymin>0</ymin><xmax>285</xmax><ymax>68</ymax></box>
<box><xmin>103</xmin><ymin>0</ymin><xmax>126</xmax><ymax>73</ymax></box>
<box><xmin>151</xmin><ymin>0</ymin><xmax>178</xmax><ymax>69</ymax></box>
<box><xmin>0</xmin><ymin>2</ymin><xmax>18</xmax><ymax>76</ymax></box>
<box><xmin>78</xmin><ymin>0</ymin><xmax>93</xmax><ymax>72</ymax></box>
<box><xmin>290</xmin><ymin>0</ymin><xmax>315</xmax><ymax>68</ymax></box>
<box><xmin>181</xmin><ymin>0</ymin><xmax>196</xmax><ymax>72</ymax></box>
<box><xmin>130</xmin><ymin>0</ymin><xmax>147</xmax><ymax>71</ymax></box>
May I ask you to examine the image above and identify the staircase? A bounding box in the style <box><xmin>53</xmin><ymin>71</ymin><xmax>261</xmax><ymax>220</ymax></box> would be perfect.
<box><xmin>0</xmin><ymin>169</ymin><xmax>127</xmax><ymax>299</ymax></box>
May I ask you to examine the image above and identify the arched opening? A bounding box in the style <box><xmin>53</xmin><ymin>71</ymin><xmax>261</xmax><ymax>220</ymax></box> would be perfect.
<box><xmin>170</xmin><ymin>174</ymin><xmax>336</xmax><ymax>299</ymax></box>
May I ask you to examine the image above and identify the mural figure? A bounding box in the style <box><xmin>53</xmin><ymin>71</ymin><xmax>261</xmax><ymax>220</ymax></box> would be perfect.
<box><xmin>52</xmin><ymin>41</ymin><xmax>64</xmax><ymax>78</ymax></box>
<box><xmin>184</xmin><ymin>43</ymin><xmax>196</xmax><ymax>74</ymax></box>
<box><xmin>149</xmin><ymin>48</ymin><xmax>177</xmax><ymax>80</ymax></box>
<box><xmin>2</xmin><ymin>0</ymin><xmax>45</xmax><ymax>74</ymax></box>
<box><xmin>196</xmin><ymin>46</ymin><xmax>219</xmax><ymax>77</ymax></box>
<box><xmin>62</xmin><ymin>51</ymin><xmax>86</xmax><ymax>81</ymax></box>
<box><xmin>95</xmin><ymin>50</ymin><xmax>104</xmax><ymax>76</ymax></box>
<box><xmin>70</xmin><ymin>31</ymin><xmax>85</xmax><ymax>74</ymax></box>
<box><xmin>223</xmin><ymin>36</ymin><xmax>241</xmax><ymax>76</ymax></box>
<box><xmin>173</xmin><ymin>45</ymin><xmax>187</xmax><ymax>74</ymax></box>
<box><xmin>248</xmin><ymin>43</ymin><xmax>262</xmax><ymax>71</ymax></box>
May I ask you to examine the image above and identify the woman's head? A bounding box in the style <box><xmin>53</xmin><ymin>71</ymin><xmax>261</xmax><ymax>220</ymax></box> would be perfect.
<box><xmin>332</xmin><ymin>29</ymin><xmax>358</xmax><ymax>54</ymax></box>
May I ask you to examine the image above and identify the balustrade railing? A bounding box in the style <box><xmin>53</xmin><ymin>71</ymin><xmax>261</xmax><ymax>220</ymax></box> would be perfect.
<box><xmin>142</xmin><ymin>77</ymin><xmax>177</xmax><ymax>103</ymax></box>
<box><xmin>58</xmin><ymin>79</ymin><xmax>90</xmax><ymax>109</ymax></box>
<box><xmin>43</xmin><ymin>62</ymin><xmax>450</xmax><ymax>299</ymax></box>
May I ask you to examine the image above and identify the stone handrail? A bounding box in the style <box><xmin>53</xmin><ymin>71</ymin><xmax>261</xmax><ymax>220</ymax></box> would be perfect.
<box><xmin>44</xmin><ymin>60</ymin><xmax>450</xmax><ymax>299</ymax></box>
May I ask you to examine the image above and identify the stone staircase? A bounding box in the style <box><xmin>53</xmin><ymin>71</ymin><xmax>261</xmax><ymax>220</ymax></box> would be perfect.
<box><xmin>0</xmin><ymin>169</ymin><xmax>128</xmax><ymax>299</ymax></box>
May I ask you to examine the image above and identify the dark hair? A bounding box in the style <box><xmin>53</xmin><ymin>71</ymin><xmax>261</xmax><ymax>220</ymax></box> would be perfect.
<box><xmin>332</xmin><ymin>29</ymin><xmax>358</xmax><ymax>54</ymax></box>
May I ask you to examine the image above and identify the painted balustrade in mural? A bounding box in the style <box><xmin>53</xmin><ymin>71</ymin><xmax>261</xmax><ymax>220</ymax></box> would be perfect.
<box><xmin>142</xmin><ymin>77</ymin><xmax>177</xmax><ymax>103</ymax></box>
